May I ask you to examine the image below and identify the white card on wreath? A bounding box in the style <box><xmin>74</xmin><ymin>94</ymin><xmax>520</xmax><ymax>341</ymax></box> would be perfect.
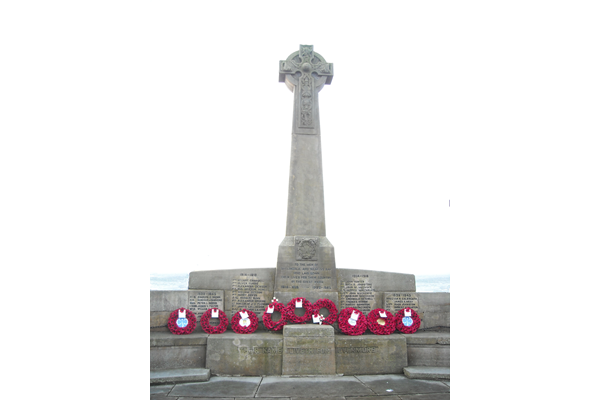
<box><xmin>178</xmin><ymin>309</ymin><xmax>186</xmax><ymax>318</ymax></box>
<box><xmin>379</xmin><ymin>311</ymin><xmax>387</xmax><ymax>318</ymax></box>
<box><xmin>312</xmin><ymin>315</ymin><xmax>321</xmax><ymax>324</ymax></box>
<box><xmin>211</xmin><ymin>309</ymin><xmax>219</xmax><ymax>318</ymax></box>
<box><xmin>266</xmin><ymin>305</ymin><xmax>274</xmax><ymax>314</ymax></box>
<box><xmin>239</xmin><ymin>311</ymin><xmax>249</xmax><ymax>319</ymax></box>
<box><xmin>348</xmin><ymin>310</ymin><xmax>359</xmax><ymax>326</ymax></box>
<box><xmin>405</xmin><ymin>309</ymin><xmax>412</xmax><ymax>316</ymax></box>
<box><xmin>295</xmin><ymin>299</ymin><xmax>303</xmax><ymax>308</ymax></box>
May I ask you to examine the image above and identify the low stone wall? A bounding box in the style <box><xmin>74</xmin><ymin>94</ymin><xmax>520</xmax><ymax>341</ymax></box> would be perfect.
<box><xmin>150</xmin><ymin>290</ymin><xmax>449</xmax><ymax>332</ymax></box>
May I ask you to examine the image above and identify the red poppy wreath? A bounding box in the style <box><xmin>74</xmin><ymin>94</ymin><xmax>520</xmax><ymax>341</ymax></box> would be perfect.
<box><xmin>311</xmin><ymin>298</ymin><xmax>338</xmax><ymax>325</ymax></box>
<box><xmin>263</xmin><ymin>299</ymin><xmax>288</xmax><ymax>331</ymax></box>
<box><xmin>285</xmin><ymin>297</ymin><xmax>313</xmax><ymax>324</ymax></box>
<box><xmin>367</xmin><ymin>308</ymin><xmax>396</xmax><ymax>335</ymax></box>
<box><xmin>231</xmin><ymin>309</ymin><xmax>259</xmax><ymax>334</ymax></box>
<box><xmin>168</xmin><ymin>307</ymin><xmax>197</xmax><ymax>335</ymax></box>
<box><xmin>338</xmin><ymin>307</ymin><xmax>367</xmax><ymax>336</ymax></box>
<box><xmin>395</xmin><ymin>307</ymin><xmax>421</xmax><ymax>334</ymax></box>
<box><xmin>200</xmin><ymin>308</ymin><xmax>229</xmax><ymax>334</ymax></box>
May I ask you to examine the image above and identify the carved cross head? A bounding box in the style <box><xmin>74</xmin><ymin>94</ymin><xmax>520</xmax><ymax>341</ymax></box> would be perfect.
<box><xmin>279</xmin><ymin>45</ymin><xmax>334</xmax><ymax>134</ymax></box>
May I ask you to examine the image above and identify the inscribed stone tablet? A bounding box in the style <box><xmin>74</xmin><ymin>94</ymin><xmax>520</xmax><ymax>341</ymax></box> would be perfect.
<box><xmin>188</xmin><ymin>290</ymin><xmax>224</xmax><ymax>315</ymax></box>
<box><xmin>383</xmin><ymin>292</ymin><xmax>419</xmax><ymax>313</ymax></box>
<box><xmin>231</xmin><ymin>273</ymin><xmax>270</xmax><ymax>315</ymax></box>
<box><xmin>339</xmin><ymin>273</ymin><xmax>376</xmax><ymax>314</ymax></box>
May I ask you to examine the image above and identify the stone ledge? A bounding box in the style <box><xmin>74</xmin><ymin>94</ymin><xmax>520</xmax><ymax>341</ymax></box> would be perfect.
<box><xmin>150</xmin><ymin>332</ymin><xmax>208</xmax><ymax>347</ymax></box>
<box><xmin>403</xmin><ymin>366</ymin><xmax>450</xmax><ymax>380</ymax></box>
<box><xmin>284</xmin><ymin>325</ymin><xmax>334</xmax><ymax>337</ymax></box>
<box><xmin>150</xmin><ymin>368</ymin><xmax>210</xmax><ymax>385</ymax></box>
<box><xmin>401</xmin><ymin>330</ymin><xmax>450</xmax><ymax>345</ymax></box>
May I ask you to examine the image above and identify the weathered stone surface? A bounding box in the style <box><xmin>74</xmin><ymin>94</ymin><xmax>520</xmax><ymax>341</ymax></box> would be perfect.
<box><xmin>189</xmin><ymin>268</ymin><xmax>275</xmax><ymax>291</ymax></box>
<box><xmin>151</xmin><ymin>346</ymin><xmax>206</xmax><ymax>370</ymax></box>
<box><xmin>275</xmin><ymin>236</ymin><xmax>337</xmax><ymax>293</ymax></box>
<box><xmin>150</xmin><ymin>332</ymin><xmax>208</xmax><ymax>370</ymax></box>
<box><xmin>384</xmin><ymin>292</ymin><xmax>419</xmax><ymax>313</ymax></box>
<box><xmin>206</xmin><ymin>332</ymin><xmax>283</xmax><ymax>376</ymax></box>
<box><xmin>189</xmin><ymin>268</ymin><xmax>274</xmax><ymax>318</ymax></box>
<box><xmin>284</xmin><ymin>325</ymin><xmax>334</xmax><ymax>337</ymax></box>
<box><xmin>150</xmin><ymin>332</ymin><xmax>208</xmax><ymax>347</ymax></box>
<box><xmin>356</xmin><ymin>374</ymin><xmax>450</xmax><ymax>395</ymax></box>
<box><xmin>416</xmin><ymin>293</ymin><xmax>450</xmax><ymax>329</ymax></box>
<box><xmin>337</xmin><ymin>269</ymin><xmax>416</xmax><ymax>292</ymax></box>
<box><xmin>188</xmin><ymin>290</ymin><xmax>224</xmax><ymax>316</ymax></box>
<box><xmin>407</xmin><ymin>346</ymin><xmax>450</xmax><ymax>367</ymax></box>
<box><xmin>150</xmin><ymin>368</ymin><xmax>210</xmax><ymax>385</ymax></box>
<box><xmin>402</xmin><ymin>330</ymin><xmax>450</xmax><ymax>346</ymax></box>
<box><xmin>404</xmin><ymin>366</ymin><xmax>450</xmax><ymax>380</ymax></box>
<box><xmin>282</xmin><ymin>325</ymin><xmax>336</xmax><ymax>375</ymax></box>
<box><xmin>336</xmin><ymin>269</ymin><xmax>416</xmax><ymax>315</ymax></box>
<box><xmin>150</xmin><ymin>290</ymin><xmax>189</xmax><ymax>311</ymax></box>
<box><xmin>168</xmin><ymin>377</ymin><xmax>262</xmax><ymax>397</ymax></box>
<box><xmin>257</xmin><ymin>376</ymin><xmax>375</xmax><ymax>398</ymax></box>
<box><xmin>335</xmin><ymin>334</ymin><xmax>407</xmax><ymax>375</ymax></box>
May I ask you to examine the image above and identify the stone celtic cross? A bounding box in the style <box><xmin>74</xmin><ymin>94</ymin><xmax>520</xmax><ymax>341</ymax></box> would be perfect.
<box><xmin>279</xmin><ymin>45</ymin><xmax>334</xmax><ymax>135</ymax></box>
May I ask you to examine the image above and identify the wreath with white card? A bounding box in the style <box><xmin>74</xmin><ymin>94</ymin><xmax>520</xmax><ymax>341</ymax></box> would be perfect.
<box><xmin>262</xmin><ymin>298</ymin><xmax>288</xmax><ymax>331</ymax></box>
<box><xmin>284</xmin><ymin>297</ymin><xmax>313</xmax><ymax>324</ymax></box>
<box><xmin>395</xmin><ymin>307</ymin><xmax>421</xmax><ymax>334</ymax></box>
<box><xmin>168</xmin><ymin>307</ymin><xmax>197</xmax><ymax>335</ymax></box>
<box><xmin>311</xmin><ymin>298</ymin><xmax>338</xmax><ymax>325</ymax></box>
<box><xmin>231</xmin><ymin>309</ymin><xmax>259</xmax><ymax>334</ymax></box>
<box><xmin>367</xmin><ymin>308</ymin><xmax>396</xmax><ymax>335</ymax></box>
<box><xmin>338</xmin><ymin>307</ymin><xmax>367</xmax><ymax>336</ymax></box>
<box><xmin>200</xmin><ymin>308</ymin><xmax>229</xmax><ymax>334</ymax></box>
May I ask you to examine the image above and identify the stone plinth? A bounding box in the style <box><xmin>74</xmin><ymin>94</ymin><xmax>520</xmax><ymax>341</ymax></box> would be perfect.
<box><xmin>150</xmin><ymin>332</ymin><xmax>208</xmax><ymax>370</ymax></box>
<box><xmin>335</xmin><ymin>334</ymin><xmax>407</xmax><ymax>375</ymax></box>
<box><xmin>282</xmin><ymin>325</ymin><xmax>336</xmax><ymax>375</ymax></box>
<box><xmin>206</xmin><ymin>332</ymin><xmax>283</xmax><ymax>376</ymax></box>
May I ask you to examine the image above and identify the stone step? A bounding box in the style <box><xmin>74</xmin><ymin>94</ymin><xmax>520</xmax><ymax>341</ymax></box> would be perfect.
<box><xmin>403</xmin><ymin>366</ymin><xmax>450</xmax><ymax>380</ymax></box>
<box><xmin>150</xmin><ymin>368</ymin><xmax>210</xmax><ymax>385</ymax></box>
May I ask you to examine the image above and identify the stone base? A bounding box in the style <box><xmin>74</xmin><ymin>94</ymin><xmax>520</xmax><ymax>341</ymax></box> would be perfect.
<box><xmin>282</xmin><ymin>325</ymin><xmax>336</xmax><ymax>375</ymax></box>
<box><xmin>150</xmin><ymin>332</ymin><xmax>207</xmax><ymax>370</ymax></box>
<box><xmin>404</xmin><ymin>330</ymin><xmax>450</xmax><ymax>368</ymax></box>
<box><xmin>206</xmin><ymin>331</ymin><xmax>284</xmax><ymax>376</ymax></box>
<box><xmin>335</xmin><ymin>334</ymin><xmax>407</xmax><ymax>375</ymax></box>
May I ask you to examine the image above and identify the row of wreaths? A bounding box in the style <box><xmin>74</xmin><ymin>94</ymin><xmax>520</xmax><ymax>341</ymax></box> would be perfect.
<box><xmin>168</xmin><ymin>297</ymin><xmax>420</xmax><ymax>336</ymax></box>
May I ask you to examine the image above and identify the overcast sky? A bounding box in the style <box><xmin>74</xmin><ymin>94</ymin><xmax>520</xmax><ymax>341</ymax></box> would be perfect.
<box><xmin>135</xmin><ymin>4</ymin><xmax>466</xmax><ymax>276</ymax></box>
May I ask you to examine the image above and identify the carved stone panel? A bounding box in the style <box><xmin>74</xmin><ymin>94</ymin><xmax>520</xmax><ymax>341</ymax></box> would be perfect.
<box><xmin>383</xmin><ymin>292</ymin><xmax>419</xmax><ymax>313</ymax></box>
<box><xmin>188</xmin><ymin>290</ymin><xmax>224</xmax><ymax>316</ymax></box>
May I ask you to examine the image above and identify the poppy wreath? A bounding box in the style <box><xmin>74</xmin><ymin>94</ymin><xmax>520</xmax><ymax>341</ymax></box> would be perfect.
<box><xmin>311</xmin><ymin>298</ymin><xmax>338</xmax><ymax>325</ymax></box>
<box><xmin>366</xmin><ymin>308</ymin><xmax>396</xmax><ymax>335</ymax></box>
<box><xmin>199</xmin><ymin>308</ymin><xmax>229</xmax><ymax>334</ymax></box>
<box><xmin>168</xmin><ymin>307</ymin><xmax>197</xmax><ymax>335</ymax></box>
<box><xmin>395</xmin><ymin>307</ymin><xmax>421</xmax><ymax>334</ymax></box>
<box><xmin>262</xmin><ymin>301</ymin><xmax>288</xmax><ymax>331</ymax></box>
<box><xmin>231</xmin><ymin>309</ymin><xmax>259</xmax><ymax>334</ymax></box>
<box><xmin>284</xmin><ymin>297</ymin><xmax>313</xmax><ymax>324</ymax></box>
<box><xmin>337</xmin><ymin>307</ymin><xmax>367</xmax><ymax>336</ymax></box>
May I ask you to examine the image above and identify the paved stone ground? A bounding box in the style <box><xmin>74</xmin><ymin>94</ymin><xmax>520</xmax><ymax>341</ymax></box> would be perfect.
<box><xmin>150</xmin><ymin>375</ymin><xmax>450</xmax><ymax>400</ymax></box>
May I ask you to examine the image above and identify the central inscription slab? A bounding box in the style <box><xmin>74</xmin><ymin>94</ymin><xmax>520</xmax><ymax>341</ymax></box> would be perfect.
<box><xmin>231</xmin><ymin>274</ymin><xmax>270</xmax><ymax>316</ymax></box>
<box><xmin>339</xmin><ymin>274</ymin><xmax>376</xmax><ymax>314</ymax></box>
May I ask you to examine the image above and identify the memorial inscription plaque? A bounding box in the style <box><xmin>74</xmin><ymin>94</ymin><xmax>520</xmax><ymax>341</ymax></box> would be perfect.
<box><xmin>188</xmin><ymin>290</ymin><xmax>225</xmax><ymax>315</ymax></box>
<box><xmin>231</xmin><ymin>274</ymin><xmax>270</xmax><ymax>315</ymax></box>
<box><xmin>383</xmin><ymin>292</ymin><xmax>419</xmax><ymax>313</ymax></box>
<box><xmin>339</xmin><ymin>274</ymin><xmax>376</xmax><ymax>314</ymax></box>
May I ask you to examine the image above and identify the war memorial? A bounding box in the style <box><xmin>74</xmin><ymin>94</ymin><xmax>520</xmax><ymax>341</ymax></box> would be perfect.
<box><xmin>150</xmin><ymin>45</ymin><xmax>450</xmax><ymax>396</ymax></box>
